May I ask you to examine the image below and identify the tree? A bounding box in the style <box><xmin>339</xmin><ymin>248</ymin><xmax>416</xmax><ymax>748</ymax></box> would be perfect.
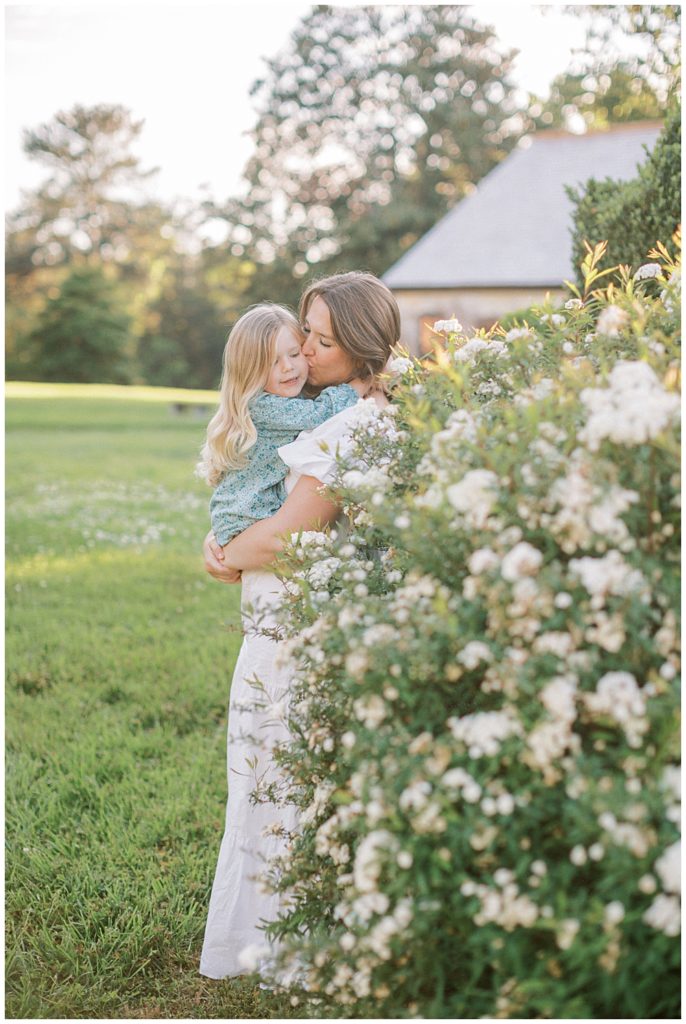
<box><xmin>7</xmin><ymin>104</ymin><xmax>159</xmax><ymax>271</ymax></box>
<box><xmin>27</xmin><ymin>267</ymin><xmax>133</xmax><ymax>383</ymax></box>
<box><xmin>208</xmin><ymin>5</ymin><xmax>531</xmax><ymax>307</ymax></box>
<box><xmin>568</xmin><ymin>102</ymin><xmax>681</xmax><ymax>282</ymax></box>
<box><xmin>137</xmin><ymin>263</ymin><xmax>237</xmax><ymax>390</ymax></box>
<box><xmin>534</xmin><ymin>65</ymin><xmax>665</xmax><ymax>132</ymax></box>
<box><xmin>5</xmin><ymin>104</ymin><xmax>205</xmax><ymax>385</ymax></box>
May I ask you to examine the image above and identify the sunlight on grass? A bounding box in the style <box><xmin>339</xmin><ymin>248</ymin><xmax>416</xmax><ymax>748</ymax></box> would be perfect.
<box><xmin>5</xmin><ymin>390</ymin><xmax>293</xmax><ymax>1019</ymax></box>
<box><xmin>6</xmin><ymin>381</ymin><xmax>218</xmax><ymax>404</ymax></box>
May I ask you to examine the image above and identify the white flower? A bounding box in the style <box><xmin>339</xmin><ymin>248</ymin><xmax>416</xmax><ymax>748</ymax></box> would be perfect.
<box><xmin>604</xmin><ymin>901</ymin><xmax>625</xmax><ymax>926</ymax></box>
<box><xmin>446</xmin><ymin>469</ymin><xmax>499</xmax><ymax>527</ymax></box>
<box><xmin>579</xmin><ymin>361</ymin><xmax>680</xmax><ymax>451</ymax></box>
<box><xmin>387</xmin><ymin>356</ymin><xmax>413</xmax><ymax>375</ymax></box>
<box><xmin>353</xmin><ymin>694</ymin><xmax>387</xmax><ymax>729</ymax></box>
<box><xmin>453</xmin><ymin>337</ymin><xmax>508</xmax><ymax>363</ymax></box>
<box><xmin>448</xmin><ymin>708</ymin><xmax>522</xmax><ymax>758</ymax></box>
<box><xmin>540</xmin><ymin>313</ymin><xmax>566</xmax><ymax>327</ymax></box>
<box><xmin>584</xmin><ymin>671</ymin><xmax>648</xmax><ymax>746</ymax></box>
<box><xmin>345</xmin><ymin>650</ymin><xmax>368</xmax><ymax>679</ymax></box>
<box><xmin>655</xmin><ymin>841</ymin><xmax>681</xmax><ymax>895</ymax></box>
<box><xmin>501</xmin><ymin>541</ymin><xmax>543</xmax><ymax>582</ymax></box>
<box><xmin>341</xmin><ymin>467</ymin><xmax>392</xmax><ymax>493</ymax></box>
<box><xmin>431</xmin><ymin>408</ymin><xmax>478</xmax><ymax>450</ymax></box>
<box><xmin>643</xmin><ymin>893</ymin><xmax>681</xmax><ymax>936</ymax></box>
<box><xmin>556</xmin><ymin>918</ymin><xmax>580</xmax><ymax>949</ymax></box>
<box><xmin>305</xmin><ymin>556</ymin><xmax>341</xmax><ymax>589</ymax></box>
<box><xmin>565</xmin><ymin>298</ymin><xmax>583</xmax><ymax>310</ymax></box>
<box><xmin>457</xmin><ymin>641</ymin><xmax>493</xmax><ymax>670</ymax></box>
<box><xmin>540</xmin><ymin>675</ymin><xmax>577</xmax><ymax>722</ymax></box>
<box><xmin>352</xmin><ymin>830</ymin><xmax>397</xmax><ymax>894</ymax></box>
<box><xmin>237</xmin><ymin>942</ymin><xmax>270</xmax><ymax>972</ymax></box>
<box><xmin>633</xmin><ymin>262</ymin><xmax>662</xmax><ymax>281</ymax></box>
<box><xmin>570</xmin><ymin>845</ymin><xmax>587</xmax><ymax>866</ymax></box>
<box><xmin>596</xmin><ymin>304</ymin><xmax>629</xmax><ymax>336</ymax></box>
<box><xmin>570</xmin><ymin>550</ymin><xmax>647</xmax><ymax>602</ymax></box>
<box><xmin>468</xmin><ymin>547</ymin><xmax>499</xmax><ymax>575</ymax></box>
<box><xmin>505</xmin><ymin>326</ymin><xmax>534</xmax><ymax>342</ymax></box>
<box><xmin>433</xmin><ymin>317</ymin><xmax>462</xmax><ymax>334</ymax></box>
<box><xmin>340</xmin><ymin>731</ymin><xmax>356</xmax><ymax>751</ymax></box>
<box><xmin>399</xmin><ymin>778</ymin><xmax>432</xmax><ymax>812</ymax></box>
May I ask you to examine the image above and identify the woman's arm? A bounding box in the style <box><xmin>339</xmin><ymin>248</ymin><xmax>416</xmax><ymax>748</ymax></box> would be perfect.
<box><xmin>218</xmin><ymin>475</ymin><xmax>340</xmax><ymax>572</ymax></box>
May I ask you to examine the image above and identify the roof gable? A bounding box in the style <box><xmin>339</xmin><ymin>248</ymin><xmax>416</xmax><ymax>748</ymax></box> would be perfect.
<box><xmin>383</xmin><ymin>122</ymin><xmax>663</xmax><ymax>289</ymax></box>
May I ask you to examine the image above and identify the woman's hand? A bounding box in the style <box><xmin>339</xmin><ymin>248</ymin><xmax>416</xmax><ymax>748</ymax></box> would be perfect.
<box><xmin>203</xmin><ymin>530</ymin><xmax>242</xmax><ymax>584</ymax></box>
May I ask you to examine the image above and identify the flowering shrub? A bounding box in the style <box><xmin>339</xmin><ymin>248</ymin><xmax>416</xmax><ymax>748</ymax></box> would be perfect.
<box><xmin>252</xmin><ymin>241</ymin><xmax>681</xmax><ymax>1018</ymax></box>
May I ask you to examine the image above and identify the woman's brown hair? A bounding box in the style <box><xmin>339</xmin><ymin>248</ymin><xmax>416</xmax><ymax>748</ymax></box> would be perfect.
<box><xmin>299</xmin><ymin>271</ymin><xmax>400</xmax><ymax>380</ymax></box>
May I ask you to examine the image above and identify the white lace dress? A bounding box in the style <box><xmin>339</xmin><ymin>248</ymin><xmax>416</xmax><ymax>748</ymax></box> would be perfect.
<box><xmin>199</xmin><ymin>402</ymin><xmax>361</xmax><ymax>980</ymax></box>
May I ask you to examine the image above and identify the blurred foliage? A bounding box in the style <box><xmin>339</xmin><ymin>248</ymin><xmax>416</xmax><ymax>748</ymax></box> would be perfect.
<box><xmin>204</xmin><ymin>4</ymin><xmax>537</xmax><ymax>309</ymax></box>
<box><xmin>5</xmin><ymin>104</ymin><xmax>253</xmax><ymax>386</ymax></box>
<box><xmin>26</xmin><ymin>266</ymin><xmax>133</xmax><ymax>384</ymax></box>
<box><xmin>568</xmin><ymin>103</ymin><xmax>681</xmax><ymax>284</ymax></box>
<box><xmin>4</xmin><ymin>7</ymin><xmax>681</xmax><ymax>385</ymax></box>
<box><xmin>536</xmin><ymin>5</ymin><xmax>680</xmax><ymax>131</ymax></box>
<box><xmin>534</xmin><ymin>66</ymin><xmax>664</xmax><ymax>132</ymax></box>
<box><xmin>565</xmin><ymin>5</ymin><xmax>681</xmax><ymax>101</ymax></box>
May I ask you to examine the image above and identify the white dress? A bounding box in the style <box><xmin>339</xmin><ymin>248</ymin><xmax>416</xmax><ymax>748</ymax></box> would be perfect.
<box><xmin>199</xmin><ymin>402</ymin><xmax>361</xmax><ymax>980</ymax></box>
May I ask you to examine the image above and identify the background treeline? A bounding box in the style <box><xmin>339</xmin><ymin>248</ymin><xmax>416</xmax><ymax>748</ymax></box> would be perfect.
<box><xmin>5</xmin><ymin>4</ymin><xmax>680</xmax><ymax>388</ymax></box>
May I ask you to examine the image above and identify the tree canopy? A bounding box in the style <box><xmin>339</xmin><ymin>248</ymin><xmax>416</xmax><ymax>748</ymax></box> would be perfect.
<box><xmin>207</xmin><ymin>4</ymin><xmax>533</xmax><ymax>306</ymax></box>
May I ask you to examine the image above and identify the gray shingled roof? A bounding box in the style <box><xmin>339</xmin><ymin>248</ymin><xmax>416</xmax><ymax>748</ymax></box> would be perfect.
<box><xmin>383</xmin><ymin>122</ymin><xmax>662</xmax><ymax>289</ymax></box>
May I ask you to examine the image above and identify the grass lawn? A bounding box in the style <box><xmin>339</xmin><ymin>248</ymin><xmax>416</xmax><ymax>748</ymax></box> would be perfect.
<box><xmin>5</xmin><ymin>383</ymin><xmax>295</xmax><ymax>1019</ymax></box>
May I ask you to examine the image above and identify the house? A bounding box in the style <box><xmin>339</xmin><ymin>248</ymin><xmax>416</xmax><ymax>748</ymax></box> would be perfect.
<box><xmin>382</xmin><ymin>121</ymin><xmax>663</xmax><ymax>354</ymax></box>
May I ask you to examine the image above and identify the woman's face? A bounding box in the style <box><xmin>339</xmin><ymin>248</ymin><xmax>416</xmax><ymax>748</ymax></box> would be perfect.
<box><xmin>301</xmin><ymin>295</ymin><xmax>358</xmax><ymax>386</ymax></box>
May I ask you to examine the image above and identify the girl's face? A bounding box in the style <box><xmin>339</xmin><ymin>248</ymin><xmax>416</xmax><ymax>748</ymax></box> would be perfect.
<box><xmin>263</xmin><ymin>325</ymin><xmax>309</xmax><ymax>397</ymax></box>
<box><xmin>301</xmin><ymin>295</ymin><xmax>358</xmax><ymax>386</ymax></box>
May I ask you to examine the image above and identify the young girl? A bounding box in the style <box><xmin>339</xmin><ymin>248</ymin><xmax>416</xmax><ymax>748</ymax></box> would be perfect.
<box><xmin>197</xmin><ymin>303</ymin><xmax>366</xmax><ymax>546</ymax></box>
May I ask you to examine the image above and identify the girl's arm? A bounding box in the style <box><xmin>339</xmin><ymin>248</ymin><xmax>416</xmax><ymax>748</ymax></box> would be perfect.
<box><xmin>220</xmin><ymin>475</ymin><xmax>340</xmax><ymax>571</ymax></box>
<box><xmin>251</xmin><ymin>381</ymin><xmax>365</xmax><ymax>432</ymax></box>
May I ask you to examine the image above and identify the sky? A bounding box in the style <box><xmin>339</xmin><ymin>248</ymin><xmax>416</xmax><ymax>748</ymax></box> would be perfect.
<box><xmin>4</xmin><ymin>2</ymin><xmax>620</xmax><ymax>213</ymax></box>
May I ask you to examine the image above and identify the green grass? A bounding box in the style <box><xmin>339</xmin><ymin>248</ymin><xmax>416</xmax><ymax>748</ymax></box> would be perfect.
<box><xmin>6</xmin><ymin>385</ymin><xmax>295</xmax><ymax>1019</ymax></box>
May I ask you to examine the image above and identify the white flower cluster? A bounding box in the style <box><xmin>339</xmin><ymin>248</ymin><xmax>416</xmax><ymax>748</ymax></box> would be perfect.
<box><xmin>259</xmin><ymin>261</ymin><xmax>680</xmax><ymax>1017</ymax></box>
<box><xmin>453</xmin><ymin>337</ymin><xmax>509</xmax><ymax>363</ymax></box>
<box><xmin>433</xmin><ymin>318</ymin><xmax>462</xmax><ymax>334</ymax></box>
<box><xmin>462</xmin><ymin>869</ymin><xmax>540</xmax><ymax>930</ymax></box>
<box><xmin>447</xmin><ymin>708</ymin><xmax>522</xmax><ymax>758</ymax></box>
<box><xmin>500</xmin><ymin>541</ymin><xmax>543</xmax><ymax>582</ymax></box>
<box><xmin>582</xmin><ymin>672</ymin><xmax>649</xmax><ymax>748</ymax></box>
<box><xmin>544</xmin><ymin>450</ymin><xmax>639</xmax><ymax>552</ymax></box>
<box><xmin>386</xmin><ymin>356</ymin><xmax>414</xmax><ymax>376</ymax></box>
<box><xmin>446</xmin><ymin>469</ymin><xmax>500</xmax><ymax>528</ymax></box>
<box><xmin>634</xmin><ymin>262</ymin><xmax>662</xmax><ymax>281</ymax></box>
<box><xmin>525</xmin><ymin>674</ymin><xmax>581</xmax><ymax>781</ymax></box>
<box><xmin>569</xmin><ymin>549</ymin><xmax>648</xmax><ymax>604</ymax></box>
<box><xmin>302</xmin><ymin>556</ymin><xmax>342</xmax><ymax>590</ymax></box>
<box><xmin>579</xmin><ymin>361</ymin><xmax>680</xmax><ymax>451</ymax></box>
<box><xmin>596</xmin><ymin>304</ymin><xmax>629</xmax><ymax>336</ymax></box>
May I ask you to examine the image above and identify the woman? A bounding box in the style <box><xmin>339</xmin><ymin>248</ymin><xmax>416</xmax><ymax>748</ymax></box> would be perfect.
<box><xmin>199</xmin><ymin>272</ymin><xmax>400</xmax><ymax>980</ymax></box>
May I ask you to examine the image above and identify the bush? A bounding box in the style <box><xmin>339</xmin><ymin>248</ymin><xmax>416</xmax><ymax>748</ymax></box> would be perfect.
<box><xmin>568</xmin><ymin>104</ymin><xmax>681</xmax><ymax>285</ymax></box>
<box><xmin>245</xmin><ymin>243</ymin><xmax>681</xmax><ymax>1018</ymax></box>
<box><xmin>27</xmin><ymin>266</ymin><xmax>133</xmax><ymax>383</ymax></box>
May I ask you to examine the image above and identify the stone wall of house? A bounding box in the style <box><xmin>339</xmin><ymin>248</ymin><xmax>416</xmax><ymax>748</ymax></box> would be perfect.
<box><xmin>393</xmin><ymin>287</ymin><xmax>566</xmax><ymax>354</ymax></box>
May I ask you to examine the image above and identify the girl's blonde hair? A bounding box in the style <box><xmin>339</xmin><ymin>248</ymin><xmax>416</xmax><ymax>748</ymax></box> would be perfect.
<box><xmin>197</xmin><ymin>304</ymin><xmax>303</xmax><ymax>486</ymax></box>
<box><xmin>299</xmin><ymin>271</ymin><xmax>400</xmax><ymax>381</ymax></box>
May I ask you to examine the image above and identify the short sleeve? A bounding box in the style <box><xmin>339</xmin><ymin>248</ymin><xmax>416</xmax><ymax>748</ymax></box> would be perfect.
<box><xmin>278</xmin><ymin>401</ymin><xmax>362</xmax><ymax>485</ymax></box>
